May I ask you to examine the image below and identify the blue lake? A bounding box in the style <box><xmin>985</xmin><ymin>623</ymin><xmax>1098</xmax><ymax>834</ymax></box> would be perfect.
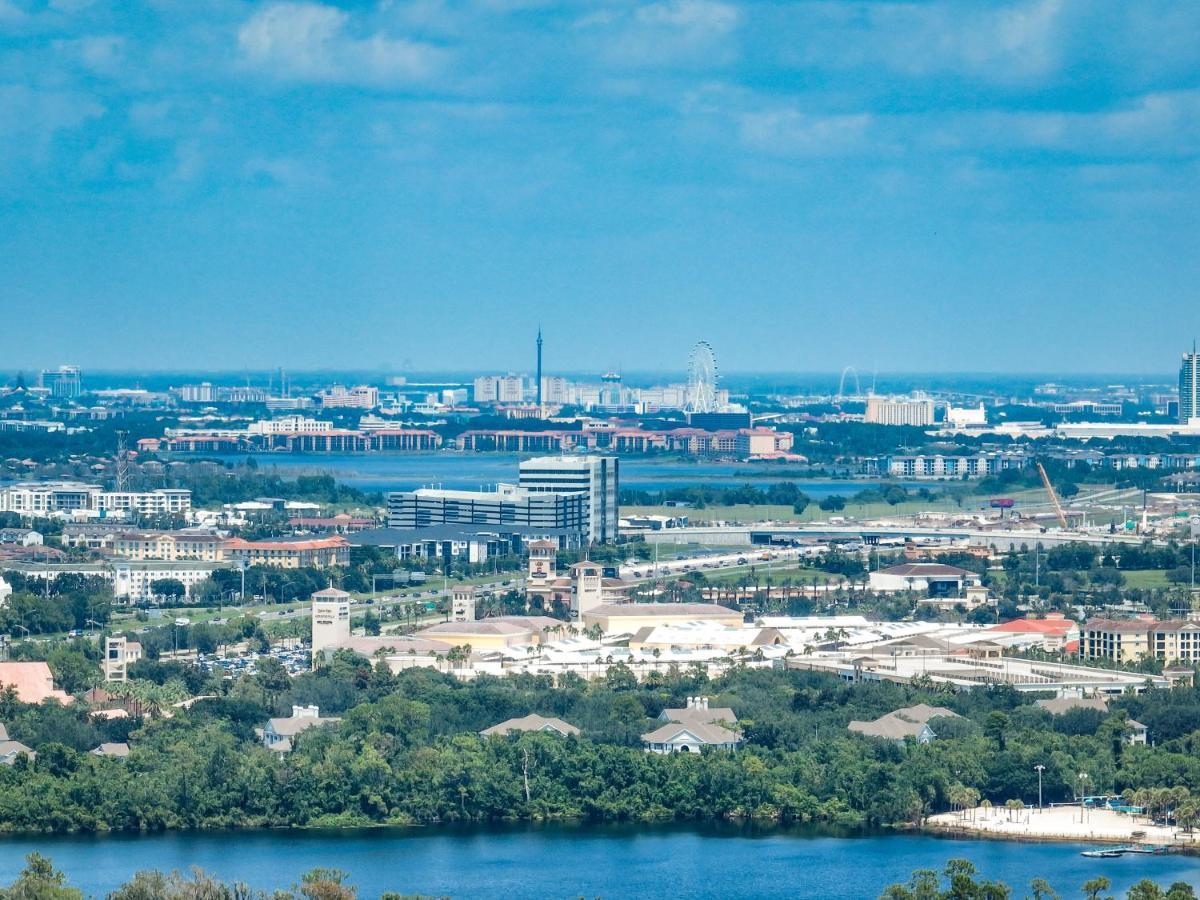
<box><xmin>208</xmin><ymin>452</ymin><xmax>925</xmax><ymax>497</ymax></box>
<box><xmin>0</xmin><ymin>824</ymin><xmax>1195</xmax><ymax>899</ymax></box>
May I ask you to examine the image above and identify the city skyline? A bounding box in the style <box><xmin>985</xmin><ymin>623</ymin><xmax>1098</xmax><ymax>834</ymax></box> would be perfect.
<box><xmin>2</xmin><ymin>1</ymin><xmax>1198</xmax><ymax>372</ymax></box>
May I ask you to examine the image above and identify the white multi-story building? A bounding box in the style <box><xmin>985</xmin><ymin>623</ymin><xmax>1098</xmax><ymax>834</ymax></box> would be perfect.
<box><xmin>945</xmin><ymin>404</ymin><xmax>987</xmax><ymax>428</ymax></box>
<box><xmin>110</xmin><ymin>560</ymin><xmax>230</xmax><ymax>603</ymax></box>
<box><xmin>248</xmin><ymin>416</ymin><xmax>332</xmax><ymax>435</ymax></box>
<box><xmin>518</xmin><ymin>455</ymin><xmax>619</xmax><ymax>544</ymax></box>
<box><xmin>39</xmin><ymin>365</ymin><xmax>82</xmax><ymax>399</ymax></box>
<box><xmin>0</xmin><ymin>482</ymin><xmax>191</xmax><ymax>520</ymax></box>
<box><xmin>0</xmin><ymin>481</ymin><xmax>99</xmax><ymax>515</ymax></box>
<box><xmin>177</xmin><ymin>383</ymin><xmax>217</xmax><ymax>403</ymax></box>
<box><xmin>864</xmin><ymin>395</ymin><xmax>936</xmax><ymax>427</ymax></box>
<box><xmin>539</xmin><ymin>377</ymin><xmax>571</xmax><ymax>406</ymax></box>
<box><xmin>473</xmin><ymin>375</ymin><xmax>526</xmax><ymax>404</ymax></box>
<box><xmin>97</xmin><ymin>489</ymin><xmax>192</xmax><ymax>517</ymax></box>
<box><xmin>317</xmin><ymin>385</ymin><xmax>379</xmax><ymax>409</ymax></box>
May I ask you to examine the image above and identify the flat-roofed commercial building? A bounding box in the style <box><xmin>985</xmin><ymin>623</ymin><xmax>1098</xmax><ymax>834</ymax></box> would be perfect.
<box><xmin>518</xmin><ymin>455</ymin><xmax>618</xmax><ymax>544</ymax></box>
<box><xmin>386</xmin><ymin>484</ymin><xmax>586</xmax><ymax>536</ymax></box>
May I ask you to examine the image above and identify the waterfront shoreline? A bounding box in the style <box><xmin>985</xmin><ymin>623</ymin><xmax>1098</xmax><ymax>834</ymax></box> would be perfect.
<box><xmin>924</xmin><ymin>807</ymin><xmax>1200</xmax><ymax>854</ymax></box>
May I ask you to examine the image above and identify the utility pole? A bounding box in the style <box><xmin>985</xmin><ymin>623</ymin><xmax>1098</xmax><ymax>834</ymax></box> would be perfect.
<box><xmin>115</xmin><ymin>430</ymin><xmax>129</xmax><ymax>492</ymax></box>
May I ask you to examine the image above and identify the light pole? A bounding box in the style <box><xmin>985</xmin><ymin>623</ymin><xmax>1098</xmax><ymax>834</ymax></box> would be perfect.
<box><xmin>1034</xmin><ymin>764</ymin><xmax>1045</xmax><ymax>812</ymax></box>
<box><xmin>1078</xmin><ymin>772</ymin><xmax>1089</xmax><ymax>824</ymax></box>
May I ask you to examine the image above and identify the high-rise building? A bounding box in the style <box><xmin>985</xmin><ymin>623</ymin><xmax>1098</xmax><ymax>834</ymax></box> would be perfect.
<box><xmin>39</xmin><ymin>365</ymin><xmax>82</xmax><ymax>399</ymax></box>
<box><xmin>1180</xmin><ymin>345</ymin><xmax>1200</xmax><ymax>424</ymax></box>
<box><xmin>864</xmin><ymin>394</ymin><xmax>936</xmax><ymax>427</ymax></box>
<box><xmin>518</xmin><ymin>455</ymin><xmax>618</xmax><ymax>544</ymax></box>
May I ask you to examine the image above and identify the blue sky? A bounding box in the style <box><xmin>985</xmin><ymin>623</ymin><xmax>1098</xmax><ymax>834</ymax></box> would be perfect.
<box><xmin>1</xmin><ymin>0</ymin><xmax>1198</xmax><ymax>374</ymax></box>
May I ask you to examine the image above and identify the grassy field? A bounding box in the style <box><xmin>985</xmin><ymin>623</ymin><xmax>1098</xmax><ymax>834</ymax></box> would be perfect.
<box><xmin>1119</xmin><ymin>569</ymin><xmax>1172</xmax><ymax>589</ymax></box>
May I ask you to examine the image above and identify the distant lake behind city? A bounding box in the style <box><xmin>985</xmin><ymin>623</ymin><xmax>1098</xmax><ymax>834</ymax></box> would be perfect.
<box><xmin>209</xmin><ymin>452</ymin><xmax>929</xmax><ymax>498</ymax></box>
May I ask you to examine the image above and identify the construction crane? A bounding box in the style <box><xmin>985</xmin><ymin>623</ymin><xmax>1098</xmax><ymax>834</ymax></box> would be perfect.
<box><xmin>1036</xmin><ymin>461</ymin><xmax>1069</xmax><ymax>530</ymax></box>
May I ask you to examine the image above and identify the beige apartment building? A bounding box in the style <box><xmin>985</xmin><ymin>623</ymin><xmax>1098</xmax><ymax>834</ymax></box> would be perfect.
<box><xmin>223</xmin><ymin>535</ymin><xmax>350</xmax><ymax>568</ymax></box>
<box><xmin>113</xmin><ymin>530</ymin><xmax>226</xmax><ymax>561</ymax></box>
<box><xmin>1082</xmin><ymin>616</ymin><xmax>1200</xmax><ymax>664</ymax></box>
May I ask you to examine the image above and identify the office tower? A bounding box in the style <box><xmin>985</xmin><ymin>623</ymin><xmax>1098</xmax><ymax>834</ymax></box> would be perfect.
<box><xmin>518</xmin><ymin>455</ymin><xmax>618</xmax><ymax>544</ymax></box>
<box><xmin>39</xmin><ymin>365</ymin><xmax>82</xmax><ymax>399</ymax></box>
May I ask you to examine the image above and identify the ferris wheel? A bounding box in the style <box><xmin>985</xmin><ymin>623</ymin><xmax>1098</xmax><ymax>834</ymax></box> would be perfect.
<box><xmin>686</xmin><ymin>341</ymin><xmax>719</xmax><ymax>413</ymax></box>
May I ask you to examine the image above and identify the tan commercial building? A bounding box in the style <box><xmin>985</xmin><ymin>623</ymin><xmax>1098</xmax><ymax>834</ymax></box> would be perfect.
<box><xmin>224</xmin><ymin>536</ymin><xmax>350</xmax><ymax>568</ymax></box>
<box><xmin>113</xmin><ymin>531</ymin><xmax>226</xmax><ymax>561</ymax></box>
<box><xmin>1080</xmin><ymin>616</ymin><xmax>1200</xmax><ymax>664</ymax></box>
<box><xmin>415</xmin><ymin>616</ymin><xmax>563</xmax><ymax>650</ymax></box>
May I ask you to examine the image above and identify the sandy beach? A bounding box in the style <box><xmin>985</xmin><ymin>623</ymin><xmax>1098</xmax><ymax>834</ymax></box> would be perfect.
<box><xmin>926</xmin><ymin>805</ymin><xmax>1198</xmax><ymax>849</ymax></box>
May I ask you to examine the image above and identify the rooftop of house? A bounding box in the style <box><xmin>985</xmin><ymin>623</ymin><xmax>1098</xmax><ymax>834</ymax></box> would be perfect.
<box><xmin>266</xmin><ymin>706</ymin><xmax>341</xmax><ymax>738</ymax></box>
<box><xmin>90</xmin><ymin>742</ymin><xmax>130</xmax><ymax>758</ymax></box>
<box><xmin>0</xmin><ymin>740</ymin><xmax>35</xmax><ymax>763</ymax></box>
<box><xmin>849</xmin><ymin>704</ymin><xmax>960</xmax><ymax>741</ymax></box>
<box><xmin>1035</xmin><ymin>697</ymin><xmax>1110</xmax><ymax>715</ymax></box>
<box><xmin>0</xmin><ymin>662</ymin><xmax>73</xmax><ymax>705</ymax></box>
<box><xmin>480</xmin><ymin>714</ymin><xmax>580</xmax><ymax>737</ymax></box>
<box><xmin>641</xmin><ymin>719</ymin><xmax>742</xmax><ymax>746</ymax></box>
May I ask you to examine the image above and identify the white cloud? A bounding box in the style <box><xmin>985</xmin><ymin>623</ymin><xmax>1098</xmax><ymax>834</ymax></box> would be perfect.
<box><xmin>53</xmin><ymin>35</ymin><xmax>126</xmax><ymax>75</ymax></box>
<box><xmin>0</xmin><ymin>85</ymin><xmax>105</xmax><ymax>175</ymax></box>
<box><xmin>238</xmin><ymin>2</ymin><xmax>444</xmax><ymax>85</ymax></box>
<box><xmin>946</xmin><ymin>91</ymin><xmax>1200</xmax><ymax>157</ymax></box>
<box><xmin>738</xmin><ymin>108</ymin><xmax>872</xmax><ymax>157</ymax></box>
<box><xmin>785</xmin><ymin>0</ymin><xmax>1067</xmax><ymax>83</ymax></box>
<box><xmin>577</xmin><ymin>0</ymin><xmax>741</xmax><ymax>67</ymax></box>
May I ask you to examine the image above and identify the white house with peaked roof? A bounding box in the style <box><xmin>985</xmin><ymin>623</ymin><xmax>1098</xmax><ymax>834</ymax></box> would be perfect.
<box><xmin>642</xmin><ymin>696</ymin><xmax>742</xmax><ymax>753</ymax></box>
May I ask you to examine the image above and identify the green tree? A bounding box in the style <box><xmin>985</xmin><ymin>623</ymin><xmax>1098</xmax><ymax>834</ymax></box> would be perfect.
<box><xmin>0</xmin><ymin>853</ymin><xmax>83</xmax><ymax>900</ymax></box>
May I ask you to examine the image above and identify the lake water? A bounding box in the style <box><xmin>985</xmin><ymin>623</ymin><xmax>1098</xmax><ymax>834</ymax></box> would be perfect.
<box><xmin>209</xmin><ymin>452</ymin><xmax>913</xmax><ymax>497</ymax></box>
<box><xmin>0</xmin><ymin>824</ymin><xmax>1195</xmax><ymax>899</ymax></box>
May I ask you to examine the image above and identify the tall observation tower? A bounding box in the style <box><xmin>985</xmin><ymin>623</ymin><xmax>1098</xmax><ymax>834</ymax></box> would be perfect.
<box><xmin>536</xmin><ymin>327</ymin><xmax>544</xmax><ymax>412</ymax></box>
